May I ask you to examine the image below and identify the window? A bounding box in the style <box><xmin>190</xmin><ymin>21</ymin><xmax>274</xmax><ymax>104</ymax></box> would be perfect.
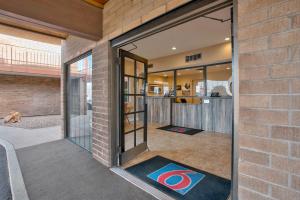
<box><xmin>146</xmin><ymin>63</ymin><xmax>232</xmax><ymax>98</ymax></box>
<box><xmin>148</xmin><ymin>71</ymin><xmax>174</xmax><ymax>96</ymax></box>
<box><xmin>67</xmin><ymin>53</ymin><xmax>93</xmax><ymax>152</ymax></box>
<box><xmin>176</xmin><ymin>67</ymin><xmax>204</xmax><ymax>97</ymax></box>
<box><xmin>206</xmin><ymin>63</ymin><xmax>232</xmax><ymax>97</ymax></box>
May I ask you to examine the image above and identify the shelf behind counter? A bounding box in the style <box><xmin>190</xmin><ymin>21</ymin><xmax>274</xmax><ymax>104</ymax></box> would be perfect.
<box><xmin>145</xmin><ymin>96</ymin><xmax>232</xmax><ymax>134</ymax></box>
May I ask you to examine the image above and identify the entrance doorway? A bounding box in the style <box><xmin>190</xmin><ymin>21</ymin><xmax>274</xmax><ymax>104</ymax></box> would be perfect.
<box><xmin>113</xmin><ymin>1</ymin><xmax>236</xmax><ymax>200</ymax></box>
<box><xmin>119</xmin><ymin>49</ymin><xmax>148</xmax><ymax>163</ymax></box>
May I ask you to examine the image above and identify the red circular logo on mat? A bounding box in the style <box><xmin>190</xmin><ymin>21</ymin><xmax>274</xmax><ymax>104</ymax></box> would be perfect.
<box><xmin>157</xmin><ymin>170</ymin><xmax>193</xmax><ymax>190</ymax></box>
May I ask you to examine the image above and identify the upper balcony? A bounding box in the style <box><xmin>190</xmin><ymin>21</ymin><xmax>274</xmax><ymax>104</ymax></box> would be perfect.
<box><xmin>0</xmin><ymin>43</ymin><xmax>61</xmax><ymax>77</ymax></box>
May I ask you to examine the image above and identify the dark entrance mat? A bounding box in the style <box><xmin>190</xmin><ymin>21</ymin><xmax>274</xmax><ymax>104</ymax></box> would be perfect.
<box><xmin>157</xmin><ymin>125</ymin><xmax>203</xmax><ymax>135</ymax></box>
<box><xmin>126</xmin><ymin>156</ymin><xmax>231</xmax><ymax>200</ymax></box>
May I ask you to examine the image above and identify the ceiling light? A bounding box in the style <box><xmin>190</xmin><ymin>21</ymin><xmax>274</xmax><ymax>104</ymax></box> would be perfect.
<box><xmin>172</xmin><ymin>46</ymin><xmax>177</xmax><ymax>50</ymax></box>
<box><xmin>177</xmin><ymin>73</ymin><xmax>181</xmax><ymax>76</ymax></box>
<box><xmin>163</xmin><ymin>74</ymin><xmax>168</xmax><ymax>77</ymax></box>
<box><xmin>225</xmin><ymin>37</ymin><xmax>230</xmax><ymax>41</ymax></box>
<box><xmin>226</xmin><ymin>67</ymin><xmax>231</xmax><ymax>70</ymax></box>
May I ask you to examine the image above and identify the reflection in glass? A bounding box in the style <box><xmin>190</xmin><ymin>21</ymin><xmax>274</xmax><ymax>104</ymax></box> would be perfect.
<box><xmin>148</xmin><ymin>71</ymin><xmax>174</xmax><ymax>96</ymax></box>
<box><xmin>136</xmin><ymin>61</ymin><xmax>145</xmax><ymax>78</ymax></box>
<box><xmin>68</xmin><ymin>54</ymin><xmax>92</xmax><ymax>152</ymax></box>
<box><xmin>136</xmin><ymin>129</ymin><xmax>144</xmax><ymax>146</ymax></box>
<box><xmin>124</xmin><ymin>132</ymin><xmax>134</xmax><ymax>151</ymax></box>
<box><xmin>207</xmin><ymin>63</ymin><xmax>232</xmax><ymax>97</ymax></box>
<box><xmin>176</xmin><ymin>67</ymin><xmax>204</xmax><ymax>97</ymax></box>
<box><xmin>124</xmin><ymin>57</ymin><xmax>135</xmax><ymax>76</ymax></box>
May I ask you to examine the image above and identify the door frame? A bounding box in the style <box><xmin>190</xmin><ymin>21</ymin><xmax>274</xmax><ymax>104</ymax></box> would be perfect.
<box><xmin>63</xmin><ymin>50</ymin><xmax>93</xmax><ymax>151</ymax></box>
<box><xmin>119</xmin><ymin>49</ymin><xmax>148</xmax><ymax>164</ymax></box>
<box><xmin>110</xmin><ymin>0</ymin><xmax>238</xmax><ymax>199</ymax></box>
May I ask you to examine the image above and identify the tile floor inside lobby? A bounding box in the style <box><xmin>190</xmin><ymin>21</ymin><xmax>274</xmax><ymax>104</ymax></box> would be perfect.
<box><xmin>123</xmin><ymin>123</ymin><xmax>232</xmax><ymax>180</ymax></box>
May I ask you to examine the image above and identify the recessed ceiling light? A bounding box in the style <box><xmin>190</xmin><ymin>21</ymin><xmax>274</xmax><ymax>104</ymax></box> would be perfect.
<box><xmin>226</xmin><ymin>67</ymin><xmax>231</xmax><ymax>70</ymax></box>
<box><xmin>172</xmin><ymin>46</ymin><xmax>177</xmax><ymax>50</ymax></box>
<box><xmin>225</xmin><ymin>37</ymin><xmax>230</xmax><ymax>41</ymax></box>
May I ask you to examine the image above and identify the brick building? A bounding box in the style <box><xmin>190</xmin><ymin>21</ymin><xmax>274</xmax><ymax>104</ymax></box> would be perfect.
<box><xmin>62</xmin><ymin>0</ymin><xmax>300</xmax><ymax>199</ymax></box>
<box><xmin>1</xmin><ymin>0</ymin><xmax>299</xmax><ymax>199</ymax></box>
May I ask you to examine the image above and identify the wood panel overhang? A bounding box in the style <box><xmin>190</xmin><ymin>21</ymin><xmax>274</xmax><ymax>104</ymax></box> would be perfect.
<box><xmin>0</xmin><ymin>0</ymin><xmax>104</xmax><ymax>41</ymax></box>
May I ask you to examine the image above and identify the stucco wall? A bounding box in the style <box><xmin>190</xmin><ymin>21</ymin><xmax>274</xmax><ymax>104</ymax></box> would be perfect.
<box><xmin>0</xmin><ymin>74</ymin><xmax>60</xmax><ymax>118</ymax></box>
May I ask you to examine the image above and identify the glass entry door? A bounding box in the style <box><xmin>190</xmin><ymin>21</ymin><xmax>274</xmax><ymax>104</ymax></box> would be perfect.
<box><xmin>67</xmin><ymin>53</ymin><xmax>93</xmax><ymax>152</ymax></box>
<box><xmin>119</xmin><ymin>49</ymin><xmax>148</xmax><ymax>164</ymax></box>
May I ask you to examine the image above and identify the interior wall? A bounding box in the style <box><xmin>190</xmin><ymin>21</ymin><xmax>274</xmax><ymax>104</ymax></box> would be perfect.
<box><xmin>149</xmin><ymin>42</ymin><xmax>232</xmax><ymax>71</ymax></box>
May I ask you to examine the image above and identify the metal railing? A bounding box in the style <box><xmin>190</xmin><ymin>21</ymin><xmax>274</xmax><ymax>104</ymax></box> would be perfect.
<box><xmin>0</xmin><ymin>43</ymin><xmax>61</xmax><ymax>68</ymax></box>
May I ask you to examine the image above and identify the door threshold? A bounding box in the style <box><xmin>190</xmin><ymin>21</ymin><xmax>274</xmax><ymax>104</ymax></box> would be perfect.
<box><xmin>110</xmin><ymin>167</ymin><xmax>175</xmax><ymax>200</ymax></box>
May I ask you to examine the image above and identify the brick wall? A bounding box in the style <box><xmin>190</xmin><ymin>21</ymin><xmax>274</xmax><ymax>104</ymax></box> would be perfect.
<box><xmin>238</xmin><ymin>0</ymin><xmax>300</xmax><ymax>199</ymax></box>
<box><xmin>61</xmin><ymin>0</ymin><xmax>300</xmax><ymax>198</ymax></box>
<box><xmin>103</xmin><ymin>0</ymin><xmax>191</xmax><ymax>38</ymax></box>
<box><xmin>80</xmin><ymin>0</ymin><xmax>193</xmax><ymax>167</ymax></box>
<box><xmin>0</xmin><ymin>74</ymin><xmax>60</xmax><ymax>118</ymax></box>
<box><xmin>91</xmin><ymin>40</ymin><xmax>112</xmax><ymax>166</ymax></box>
<box><xmin>61</xmin><ymin>36</ymin><xmax>113</xmax><ymax>166</ymax></box>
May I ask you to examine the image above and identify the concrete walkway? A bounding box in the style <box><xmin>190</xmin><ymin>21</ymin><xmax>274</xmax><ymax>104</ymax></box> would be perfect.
<box><xmin>0</xmin><ymin>126</ymin><xmax>62</xmax><ymax>149</ymax></box>
<box><xmin>16</xmin><ymin>139</ymin><xmax>156</xmax><ymax>200</ymax></box>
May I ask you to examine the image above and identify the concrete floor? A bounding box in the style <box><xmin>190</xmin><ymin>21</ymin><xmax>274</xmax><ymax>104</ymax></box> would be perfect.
<box><xmin>0</xmin><ymin>125</ymin><xmax>62</xmax><ymax>149</ymax></box>
<box><xmin>124</xmin><ymin>123</ymin><xmax>232</xmax><ymax>179</ymax></box>
<box><xmin>17</xmin><ymin>140</ymin><xmax>155</xmax><ymax>200</ymax></box>
<box><xmin>0</xmin><ymin>145</ymin><xmax>12</xmax><ymax>200</ymax></box>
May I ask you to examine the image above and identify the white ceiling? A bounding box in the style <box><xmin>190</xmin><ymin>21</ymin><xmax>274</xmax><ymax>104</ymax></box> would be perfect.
<box><xmin>121</xmin><ymin>6</ymin><xmax>231</xmax><ymax>59</ymax></box>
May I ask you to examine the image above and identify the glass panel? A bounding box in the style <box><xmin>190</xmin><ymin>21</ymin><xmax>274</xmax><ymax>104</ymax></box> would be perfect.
<box><xmin>136</xmin><ymin>129</ymin><xmax>144</xmax><ymax>146</ymax></box>
<box><xmin>124</xmin><ymin>57</ymin><xmax>135</xmax><ymax>76</ymax></box>
<box><xmin>124</xmin><ymin>97</ymin><xmax>134</xmax><ymax>114</ymax></box>
<box><xmin>135</xmin><ymin>96</ymin><xmax>144</xmax><ymax>112</ymax></box>
<box><xmin>136</xmin><ymin>61</ymin><xmax>145</xmax><ymax>78</ymax></box>
<box><xmin>136</xmin><ymin>112</ymin><xmax>144</xmax><ymax>129</ymax></box>
<box><xmin>176</xmin><ymin>67</ymin><xmax>204</xmax><ymax>97</ymax></box>
<box><xmin>148</xmin><ymin>71</ymin><xmax>174</xmax><ymax>96</ymax></box>
<box><xmin>68</xmin><ymin>54</ymin><xmax>92</xmax><ymax>152</ymax></box>
<box><xmin>124</xmin><ymin>76</ymin><xmax>135</xmax><ymax>94</ymax></box>
<box><xmin>207</xmin><ymin>63</ymin><xmax>232</xmax><ymax>97</ymax></box>
<box><xmin>124</xmin><ymin>131</ymin><xmax>134</xmax><ymax>151</ymax></box>
<box><xmin>124</xmin><ymin>113</ymin><xmax>135</xmax><ymax>133</ymax></box>
<box><xmin>136</xmin><ymin>78</ymin><xmax>145</xmax><ymax>95</ymax></box>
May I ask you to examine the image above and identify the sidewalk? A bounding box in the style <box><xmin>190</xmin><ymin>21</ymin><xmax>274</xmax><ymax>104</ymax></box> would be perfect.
<box><xmin>16</xmin><ymin>139</ymin><xmax>156</xmax><ymax>200</ymax></box>
<box><xmin>0</xmin><ymin>126</ymin><xmax>62</xmax><ymax>149</ymax></box>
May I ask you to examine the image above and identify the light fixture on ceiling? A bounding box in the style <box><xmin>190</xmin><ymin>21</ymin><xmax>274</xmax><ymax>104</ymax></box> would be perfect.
<box><xmin>225</xmin><ymin>37</ymin><xmax>230</xmax><ymax>41</ymax></box>
<box><xmin>163</xmin><ymin>74</ymin><xmax>168</xmax><ymax>77</ymax></box>
<box><xmin>172</xmin><ymin>46</ymin><xmax>177</xmax><ymax>50</ymax></box>
<box><xmin>226</xmin><ymin>67</ymin><xmax>231</xmax><ymax>70</ymax></box>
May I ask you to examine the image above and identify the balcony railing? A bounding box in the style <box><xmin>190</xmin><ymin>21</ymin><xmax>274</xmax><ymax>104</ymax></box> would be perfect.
<box><xmin>0</xmin><ymin>43</ymin><xmax>61</xmax><ymax>68</ymax></box>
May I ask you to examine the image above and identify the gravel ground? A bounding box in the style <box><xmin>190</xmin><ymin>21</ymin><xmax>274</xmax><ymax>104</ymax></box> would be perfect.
<box><xmin>0</xmin><ymin>115</ymin><xmax>61</xmax><ymax>129</ymax></box>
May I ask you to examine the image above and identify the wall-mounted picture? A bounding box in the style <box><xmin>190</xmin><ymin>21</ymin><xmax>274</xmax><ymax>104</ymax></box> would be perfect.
<box><xmin>176</xmin><ymin>85</ymin><xmax>181</xmax><ymax>90</ymax></box>
<box><xmin>184</xmin><ymin>83</ymin><xmax>191</xmax><ymax>90</ymax></box>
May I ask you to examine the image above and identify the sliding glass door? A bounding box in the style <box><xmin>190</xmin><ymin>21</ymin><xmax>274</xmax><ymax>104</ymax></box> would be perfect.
<box><xmin>67</xmin><ymin>53</ymin><xmax>93</xmax><ymax>152</ymax></box>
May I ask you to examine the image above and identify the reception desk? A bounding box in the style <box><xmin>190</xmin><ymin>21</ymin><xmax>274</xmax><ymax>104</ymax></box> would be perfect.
<box><xmin>146</xmin><ymin>96</ymin><xmax>232</xmax><ymax>134</ymax></box>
